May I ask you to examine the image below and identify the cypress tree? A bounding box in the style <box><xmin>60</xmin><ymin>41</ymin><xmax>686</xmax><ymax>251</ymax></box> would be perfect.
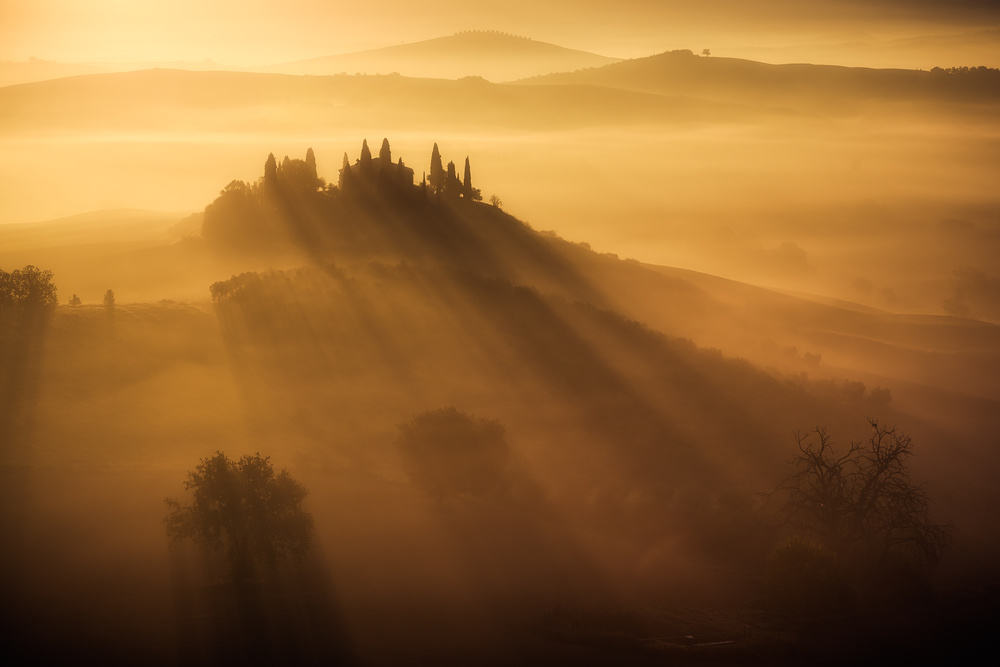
<box><xmin>379</xmin><ymin>138</ymin><xmax>391</xmax><ymax>167</ymax></box>
<box><xmin>445</xmin><ymin>161</ymin><xmax>459</xmax><ymax>199</ymax></box>
<box><xmin>264</xmin><ymin>153</ymin><xmax>278</xmax><ymax>187</ymax></box>
<box><xmin>359</xmin><ymin>139</ymin><xmax>372</xmax><ymax>177</ymax></box>
<box><xmin>429</xmin><ymin>143</ymin><xmax>444</xmax><ymax>195</ymax></box>
<box><xmin>463</xmin><ymin>156</ymin><xmax>472</xmax><ymax>199</ymax></box>
<box><xmin>305</xmin><ymin>147</ymin><xmax>317</xmax><ymax>182</ymax></box>
<box><xmin>339</xmin><ymin>151</ymin><xmax>352</xmax><ymax>190</ymax></box>
<box><xmin>398</xmin><ymin>157</ymin><xmax>408</xmax><ymax>187</ymax></box>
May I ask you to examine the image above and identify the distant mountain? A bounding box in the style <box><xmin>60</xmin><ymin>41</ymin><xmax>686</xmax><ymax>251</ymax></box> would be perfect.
<box><xmin>266</xmin><ymin>31</ymin><xmax>621</xmax><ymax>81</ymax></box>
<box><xmin>521</xmin><ymin>49</ymin><xmax>1000</xmax><ymax>115</ymax></box>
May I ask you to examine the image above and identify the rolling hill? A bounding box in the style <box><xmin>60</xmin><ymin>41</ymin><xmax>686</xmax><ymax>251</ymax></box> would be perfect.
<box><xmin>0</xmin><ymin>67</ymin><xmax>782</xmax><ymax>137</ymax></box>
<box><xmin>266</xmin><ymin>31</ymin><xmax>621</xmax><ymax>81</ymax></box>
<box><xmin>521</xmin><ymin>49</ymin><xmax>1000</xmax><ymax>116</ymax></box>
<box><xmin>4</xmin><ymin>141</ymin><xmax>1000</xmax><ymax>664</ymax></box>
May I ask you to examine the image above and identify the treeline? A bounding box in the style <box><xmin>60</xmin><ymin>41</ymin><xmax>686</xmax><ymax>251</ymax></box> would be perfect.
<box><xmin>929</xmin><ymin>65</ymin><xmax>1000</xmax><ymax>77</ymax></box>
<box><xmin>202</xmin><ymin>140</ymin><xmax>485</xmax><ymax>254</ymax></box>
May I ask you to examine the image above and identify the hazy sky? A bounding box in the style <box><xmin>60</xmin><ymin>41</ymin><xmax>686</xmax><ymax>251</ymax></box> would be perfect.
<box><xmin>3</xmin><ymin>0</ymin><xmax>999</xmax><ymax>64</ymax></box>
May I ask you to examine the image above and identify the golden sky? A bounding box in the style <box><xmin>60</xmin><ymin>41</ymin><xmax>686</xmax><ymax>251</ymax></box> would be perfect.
<box><xmin>3</xmin><ymin>0</ymin><xmax>998</xmax><ymax>64</ymax></box>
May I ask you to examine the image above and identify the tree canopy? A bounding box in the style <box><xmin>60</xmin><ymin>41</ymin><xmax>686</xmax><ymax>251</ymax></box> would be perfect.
<box><xmin>396</xmin><ymin>407</ymin><xmax>511</xmax><ymax>500</ymax></box>
<box><xmin>164</xmin><ymin>451</ymin><xmax>315</xmax><ymax>583</ymax></box>
<box><xmin>0</xmin><ymin>265</ymin><xmax>58</xmax><ymax>309</ymax></box>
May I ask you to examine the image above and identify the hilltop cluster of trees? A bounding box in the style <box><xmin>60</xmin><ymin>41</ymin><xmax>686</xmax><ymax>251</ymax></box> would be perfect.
<box><xmin>202</xmin><ymin>139</ymin><xmax>484</xmax><ymax>253</ymax></box>
<box><xmin>928</xmin><ymin>65</ymin><xmax>1000</xmax><ymax>78</ymax></box>
<box><xmin>0</xmin><ymin>265</ymin><xmax>57</xmax><ymax>309</ymax></box>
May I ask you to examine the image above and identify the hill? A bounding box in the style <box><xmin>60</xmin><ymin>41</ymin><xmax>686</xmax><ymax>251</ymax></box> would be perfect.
<box><xmin>0</xmin><ymin>67</ymin><xmax>778</xmax><ymax>138</ymax></box>
<box><xmin>266</xmin><ymin>31</ymin><xmax>620</xmax><ymax>81</ymax></box>
<box><xmin>0</xmin><ymin>59</ymin><xmax>107</xmax><ymax>88</ymax></box>
<box><xmin>522</xmin><ymin>49</ymin><xmax>1000</xmax><ymax>116</ymax></box>
<box><xmin>4</xmin><ymin>140</ymin><xmax>1000</xmax><ymax>663</ymax></box>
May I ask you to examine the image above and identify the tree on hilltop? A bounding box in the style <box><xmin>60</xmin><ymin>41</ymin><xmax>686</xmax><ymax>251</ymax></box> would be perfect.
<box><xmin>339</xmin><ymin>151</ymin><xmax>353</xmax><ymax>190</ymax></box>
<box><xmin>463</xmin><ymin>156</ymin><xmax>482</xmax><ymax>201</ymax></box>
<box><xmin>379</xmin><ymin>138</ymin><xmax>391</xmax><ymax>166</ymax></box>
<box><xmin>263</xmin><ymin>153</ymin><xmax>278</xmax><ymax>188</ymax></box>
<box><xmin>444</xmin><ymin>160</ymin><xmax>460</xmax><ymax>199</ymax></box>
<box><xmin>429</xmin><ymin>143</ymin><xmax>444</xmax><ymax>195</ymax></box>
<box><xmin>359</xmin><ymin>139</ymin><xmax>373</xmax><ymax>177</ymax></box>
<box><xmin>305</xmin><ymin>147</ymin><xmax>317</xmax><ymax>182</ymax></box>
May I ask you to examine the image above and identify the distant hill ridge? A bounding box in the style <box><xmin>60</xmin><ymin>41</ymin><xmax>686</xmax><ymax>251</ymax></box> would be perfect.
<box><xmin>267</xmin><ymin>31</ymin><xmax>620</xmax><ymax>81</ymax></box>
<box><xmin>522</xmin><ymin>48</ymin><xmax>1000</xmax><ymax>112</ymax></box>
<box><xmin>451</xmin><ymin>30</ymin><xmax>534</xmax><ymax>40</ymax></box>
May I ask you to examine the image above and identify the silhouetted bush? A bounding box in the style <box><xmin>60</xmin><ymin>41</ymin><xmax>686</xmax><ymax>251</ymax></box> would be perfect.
<box><xmin>397</xmin><ymin>407</ymin><xmax>512</xmax><ymax>500</ymax></box>
<box><xmin>765</xmin><ymin>537</ymin><xmax>854</xmax><ymax>618</ymax></box>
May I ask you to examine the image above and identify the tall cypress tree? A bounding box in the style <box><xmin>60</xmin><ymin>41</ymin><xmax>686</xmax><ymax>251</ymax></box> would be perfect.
<box><xmin>359</xmin><ymin>139</ymin><xmax>373</xmax><ymax>177</ymax></box>
<box><xmin>445</xmin><ymin>161</ymin><xmax>459</xmax><ymax>199</ymax></box>
<box><xmin>397</xmin><ymin>157</ymin><xmax>408</xmax><ymax>187</ymax></box>
<box><xmin>339</xmin><ymin>151</ymin><xmax>352</xmax><ymax>190</ymax></box>
<box><xmin>429</xmin><ymin>143</ymin><xmax>444</xmax><ymax>195</ymax></box>
<box><xmin>264</xmin><ymin>153</ymin><xmax>278</xmax><ymax>187</ymax></box>
<box><xmin>463</xmin><ymin>156</ymin><xmax>472</xmax><ymax>199</ymax></box>
<box><xmin>305</xmin><ymin>147</ymin><xmax>317</xmax><ymax>183</ymax></box>
<box><xmin>379</xmin><ymin>138</ymin><xmax>391</xmax><ymax>166</ymax></box>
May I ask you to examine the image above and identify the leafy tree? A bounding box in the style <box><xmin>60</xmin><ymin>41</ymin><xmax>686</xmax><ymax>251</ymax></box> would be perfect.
<box><xmin>768</xmin><ymin>419</ymin><xmax>952</xmax><ymax>573</ymax></box>
<box><xmin>103</xmin><ymin>289</ymin><xmax>115</xmax><ymax>309</ymax></box>
<box><xmin>69</xmin><ymin>294</ymin><xmax>81</xmax><ymax>306</ymax></box>
<box><xmin>489</xmin><ymin>194</ymin><xmax>503</xmax><ymax>209</ymax></box>
<box><xmin>0</xmin><ymin>265</ymin><xmax>58</xmax><ymax>308</ymax></box>
<box><xmin>397</xmin><ymin>407</ymin><xmax>511</xmax><ymax>500</ymax></box>
<box><xmin>701</xmin><ymin>48</ymin><xmax>711</xmax><ymax>57</ymax></box>
<box><xmin>164</xmin><ymin>452</ymin><xmax>314</xmax><ymax>584</ymax></box>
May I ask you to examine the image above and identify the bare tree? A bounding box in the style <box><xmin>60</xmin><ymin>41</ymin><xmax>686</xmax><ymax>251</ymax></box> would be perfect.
<box><xmin>768</xmin><ymin>419</ymin><xmax>952</xmax><ymax>571</ymax></box>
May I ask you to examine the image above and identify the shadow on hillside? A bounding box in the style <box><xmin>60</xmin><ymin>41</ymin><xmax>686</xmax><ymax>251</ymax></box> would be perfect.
<box><xmin>0</xmin><ymin>307</ymin><xmax>51</xmax><ymax>646</ymax></box>
<box><xmin>169</xmin><ymin>543</ymin><xmax>356</xmax><ymax>666</ymax></box>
